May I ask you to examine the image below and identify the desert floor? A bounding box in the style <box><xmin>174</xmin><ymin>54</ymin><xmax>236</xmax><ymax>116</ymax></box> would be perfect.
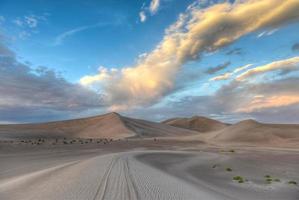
<box><xmin>0</xmin><ymin>139</ymin><xmax>299</xmax><ymax>200</ymax></box>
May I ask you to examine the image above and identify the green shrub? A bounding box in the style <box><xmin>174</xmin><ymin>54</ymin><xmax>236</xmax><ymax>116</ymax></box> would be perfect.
<box><xmin>288</xmin><ymin>181</ymin><xmax>297</xmax><ymax>185</ymax></box>
<box><xmin>226</xmin><ymin>168</ymin><xmax>232</xmax><ymax>172</ymax></box>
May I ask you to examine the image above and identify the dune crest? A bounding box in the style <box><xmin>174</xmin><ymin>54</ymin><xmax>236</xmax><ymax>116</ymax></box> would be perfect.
<box><xmin>162</xmin><ymin>116</ymin><xmax>228</xmax><ymax>133</ymax></box>
<box><xmin>0</xmin><ymin>112</ymin><xmax>199</xmax><ymax>140</ymax></box>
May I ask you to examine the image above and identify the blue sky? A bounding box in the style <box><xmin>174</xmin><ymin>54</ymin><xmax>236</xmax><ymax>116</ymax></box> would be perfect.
<box><xmin>0</xmin><ymin>0</ymin><xmax>299</xmax><ymax>123</ymax></box>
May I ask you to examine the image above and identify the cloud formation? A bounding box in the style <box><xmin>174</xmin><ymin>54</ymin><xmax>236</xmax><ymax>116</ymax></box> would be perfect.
<box><xmin>0</xmin><ymin>42</ymin><xmax>103</xmax><ymax>123</ymax></box>
<box><xmin>205</xmin><ymin>61</ymin><xmax>230</xmax><ymax>74</ymax></box>
<box><xmin>54</xmin><ymin>22</ymin><xmax>117</xmax><ymax>46</ymax></box>
<box><xmin>82</xmin><ymin>0</ymin><xmax>299</xmax><ymax>110</ymax></box>
<box><xmin>139</xmin><ymin>11</ymin><xmax>147</xmax><ymax>23</ymax></box>
<box><xmin>237</xmin><ymin>56</ymin><xmax>299</xmax><ymax>81</ymax></box>
<box><xmin>210</xmin><ymin>64</ymin><xmax>253</xmax><ymax>81</ymax></box>
<box><xmin>149</xmin><ymin>0</ymin><xmax>160</xmax><ymax>14</ymax></box>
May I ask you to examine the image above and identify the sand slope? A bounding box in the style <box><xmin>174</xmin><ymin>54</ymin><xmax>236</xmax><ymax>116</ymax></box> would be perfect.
<box><xmin>0</xmin><ymin>113</ymin><xmax>198</xmax><ymax>140</ymax></box>
<box><xmin>208</xmin><ymin>119</ymin><xmax>299</xmax><ymax>146</ymax></box>
<box><xmin>163</xmin><ymin>116</ymin><xmax>228</xmax><ymax>133</ymax></box>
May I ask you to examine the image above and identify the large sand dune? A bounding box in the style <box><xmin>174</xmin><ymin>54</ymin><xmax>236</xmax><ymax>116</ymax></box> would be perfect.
<box><xmin>0</xmin><ymin>113</ymin><xmax>199</xmax><ymax>140</ymax></box>
<box><xmin>162</xmin><ymin>116</ymin><xmax>228</xmax><ymax>132</ymax></box>
<box><xmin>207</xmin><ymin>119</ymin><xmax>299</xmax><ymax>147</ymax></box>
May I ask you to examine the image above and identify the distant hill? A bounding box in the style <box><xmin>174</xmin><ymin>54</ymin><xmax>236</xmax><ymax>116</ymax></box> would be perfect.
<box><xmin>162</xmin><ymin>116</ymin><xmax>228</xmax><ymax>133</ymax></box>
<box><xmin>209</xmin><ymin>119</ymin><xmax>299</xmax><ymax>146</ymax></box>
<box><xmin>0</xmin><ymin>112</ymin><xmax>199</xmax><ymax>140</ymax></box>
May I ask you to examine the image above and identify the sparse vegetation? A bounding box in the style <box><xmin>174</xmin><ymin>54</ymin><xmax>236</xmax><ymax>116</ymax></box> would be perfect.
<box><xmin>233</xmin><ymin>176</ymin><xmax>245</xmax><ymax>183</ymax></box>
<box><xmin>212</xmin><ymin>164</ymin><xmax>218</xmax><ymax>169</ymax></box>
<box><xmin>288</xmin><ymin>181</ymin><xmax>297</xmax><ymax>185</ymax></box>
<box><xmin>226</xmin><ymin>167</ymin><xmax>232</xmax><ymax>172</ymax></box>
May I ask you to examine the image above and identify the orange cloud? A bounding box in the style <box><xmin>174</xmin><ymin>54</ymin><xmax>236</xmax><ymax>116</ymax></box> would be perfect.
<box><xmin>237</xmin><ymin>95</ymin><xmax>299</xmax><ymax>113</ymax></box>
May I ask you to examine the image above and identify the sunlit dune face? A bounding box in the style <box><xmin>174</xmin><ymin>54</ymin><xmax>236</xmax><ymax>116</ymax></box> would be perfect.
<box><xmin>236</xmin><ymin>95</ymin><xmax>299</xmax><ymax>113</ymax></box>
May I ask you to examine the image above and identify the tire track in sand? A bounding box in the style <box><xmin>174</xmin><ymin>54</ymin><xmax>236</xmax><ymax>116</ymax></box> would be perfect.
<box><xmin>92</xmin><ymin>154</ymin><xmax>138</xmax><ymax>200</ymax></box>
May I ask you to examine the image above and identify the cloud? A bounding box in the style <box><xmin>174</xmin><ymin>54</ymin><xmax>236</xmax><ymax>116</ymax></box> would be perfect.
<box><xmin>131</xmin><ymin>77</ymin><xmax>299</xmax><ymax>123</ymax></box>
<box><xmin>24</xmin><ymin>16</ymin><xmax>38</xmax><ymax>28</ymax></box>
<box><xmin>210</xmin><ymin>64</ymin><xmax>253</xmax><ymax>81</ymax></box>
<box><xmin>139</xmin><ymin>11</ymin><xmax>147</xmax><ymax>23</ymax></box>
<box><xmin>217</xmin><ymin>77</ymin><xmax>299</xmax><ymax>119</ymax></box>
<box><xmin>237</xmin><ymin>56</ymin><xmax>299</xmax><ymax>81</ymax></box>
<box><xmin>226</xmin><ymin>48</ymin><xmax>242</xmax><ymax>55</ymax></box>
<box><xmin>149</xmin><ymin>0</ymin><xmax>160</xmax><ymax>14</ymax></box>
<box><xmin>139</xmin><ymin>0</ymin><xmax>161</xmax><ymax>22</ymax></box>
<box><xmin>54</xmin><ymin>20</ymin><xmax>123</xmax><ymax>46</ymax></box>
<box><xmin>13</xmin><ymin>15</ymin><xmax>45</xmax><ymax>28</ymax></box>
<box><xmin>0</xmin><ymin>42</ymin><xmax>103</xmax><ymax>123</ymax></box>
<box><xmin>82</xmin><ymin>0</ymin><xmax>299</xmax><ymax>110</ymax></box>
<box><xmin>292</xmin><ymin>43</ymin><xmax>299</xmax><ymax>51</ymax></box>
<box><xmin>257</xmin><ymin>28</ymin><xmax>279</xmax><ymax>38</ymax></box>
<box><xmin>205</xmin><ymin>61</ymin><xmax>230</xmax><ymax>74</ymax></box>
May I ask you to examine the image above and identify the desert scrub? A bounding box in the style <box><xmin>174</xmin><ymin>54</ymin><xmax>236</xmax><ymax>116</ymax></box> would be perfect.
<box><xmin>212</xmin><ymin>164</ymin><xmax>219</xmax><ymax>169</ymax></box>
<box><xmin>264</xmin><ymin>175</ymin><xmax>271</xmax><ymax>178</ymax></box>
<box><xmin>229</xmin><ymin>149</ymin><xmax>235</xmax><ymax>153</ymax></box>
<box><xmin>273</xmin><ymin>178</ymin><xmax>280</xmax><ymax>182</ymax></box>
<box><xmin>226</xmin><ymin>167</ymin><xmax>232</xmax><ymax>172</ymax></box>
<box><xmin>288</xmin><ymin>181</ymin><xmax>297</xmax><ymax>185</ymax></box>
<box><xmin>233</xmin><ymin>176</ymin><xmax>246</xmax><ymax>183</ymax></box>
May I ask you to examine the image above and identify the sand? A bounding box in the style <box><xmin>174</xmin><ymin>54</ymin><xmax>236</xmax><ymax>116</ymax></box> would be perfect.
<box><xmin>1</xmin><ymin>114</ymin><xmax>299</xmax><ymax>199</ymax></box>
<box><xmin>162</xmin><ymin>116</ymin><xmax>228</xmax><ymax>132</ymax></box>
<box><xmin>0</xmin><ymin>113</ymin><xmax>199</xmax><ymax>140</ymax></box>
<box><xmin>1</xmin><ymin>141</ymin><xmax>299</xmax><ymax>200</ymax></box>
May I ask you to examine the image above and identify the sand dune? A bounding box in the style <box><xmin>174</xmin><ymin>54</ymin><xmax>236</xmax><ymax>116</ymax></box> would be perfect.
<box><xmin>163</xmin><ymin>116</ymin><xmax>228</xmax><ymax>133</ymax></box>
<box><xmin>0</xmin><ymin>112</ymin><xmax>198</xmax><ymax>140</ymax></box>
<box><xmin>208</xmin><ymin>119</ymin><xmax>299</xmax><ymax>147</ymax></box>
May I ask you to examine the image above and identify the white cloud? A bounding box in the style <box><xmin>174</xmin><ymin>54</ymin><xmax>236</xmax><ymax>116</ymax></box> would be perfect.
<box><xmin>82</xmin><ymin>0</ymin><xmax>299</xmax><ymax>111</ymax></box>
<box><xmin>149</xmin><ymin>0</ymin><xmax>160</xmax><ymax>14</ymax></box>
<box><xmin>24</xmin><ymin>15</ymin><xmax>38</xmax><ymax>28</ymax></box>
<box><xmin>139</xmin><ymin>11</ymin><xmax>147</xmax><ymax>23</ymax></box>
<box><xmin>237</xmin><ymin>56</ymin><xmax>299</xmax><ymax>81</ymax></box>
<box><xmin>54</xmin><ymin>21</ymin><xmax>122</xmax><ymax>46</ymax></box>
<box><xmin>210</xmin><ymin>64</ymin><xmax>253</xmax><ymax>81</ymax></box>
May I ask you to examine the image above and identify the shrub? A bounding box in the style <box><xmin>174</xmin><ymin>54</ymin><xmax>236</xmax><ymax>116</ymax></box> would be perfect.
<box><xmin>288</xmin><ymin>181</ymin><xmax>297</xmax><ymax>185</ymax></box>
<box><xmin>212</xmin><ymin>164</ymin><xmax>218</xmax><ymax>169</ymax></box>
<box><xmin>226</xmin><ymin>168</ymin><xmax>232</xmax><ymax>172</ymax></box>
<box><xmin>233</xmin><ymin>176</ymin><xmax>245</xmax><ymax>183</ymax></box>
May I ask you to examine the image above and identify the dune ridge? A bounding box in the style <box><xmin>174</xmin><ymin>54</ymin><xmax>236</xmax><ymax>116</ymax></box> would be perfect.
<box><xmin>162</xmin><ymin>116</ymin><xmax>229</xmax><ymax>132</ymax></box>
<box><xmin>0</xmin><ymin>112</ymin><xmax>199</xmax><ymax>140</ymax></box>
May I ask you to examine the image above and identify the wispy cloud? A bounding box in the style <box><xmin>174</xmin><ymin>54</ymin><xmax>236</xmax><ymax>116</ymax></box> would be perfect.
<box><xmin>139</xmin><ymin>0</ymin><xmax>161</xmax><ymax>23</ymax></box>
<box><xmin>237</xmin><ymin>56</ymin><xmax>299</xmax><ymax>81</ymax></box>
<box><xmin>149</xmin><ymin>0</ymin><xmax>160</xmax><ymax>14</ymax></box>
<box><xmin>139</xmin><ymin>11</ymin><xmax>147</xmax><ymax>23</ymax></box>
<box><xmin>54</xmin><ymin>21</ymin><xmax>121</xmax><ymax>46</ymax></box>
<box><xmin>210</xmin><ymin>64</ymin><xmax>253</xmax><ymax>81</ymax></box>
<box><xmin>12</xmin><ymin>14</ymin><xmax>48</xmax><ymax>39</ymax></box>
<box><xmin>205</xmin><ymin>61</ymin><xmax>231</xmax><ymax>75</ymax></box>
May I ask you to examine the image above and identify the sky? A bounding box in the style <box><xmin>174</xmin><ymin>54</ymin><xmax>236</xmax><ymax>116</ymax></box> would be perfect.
<box><xmin>0</xmin><ymin>0</ymin><xmax>299</xmax><ymax>124</ymax></box>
